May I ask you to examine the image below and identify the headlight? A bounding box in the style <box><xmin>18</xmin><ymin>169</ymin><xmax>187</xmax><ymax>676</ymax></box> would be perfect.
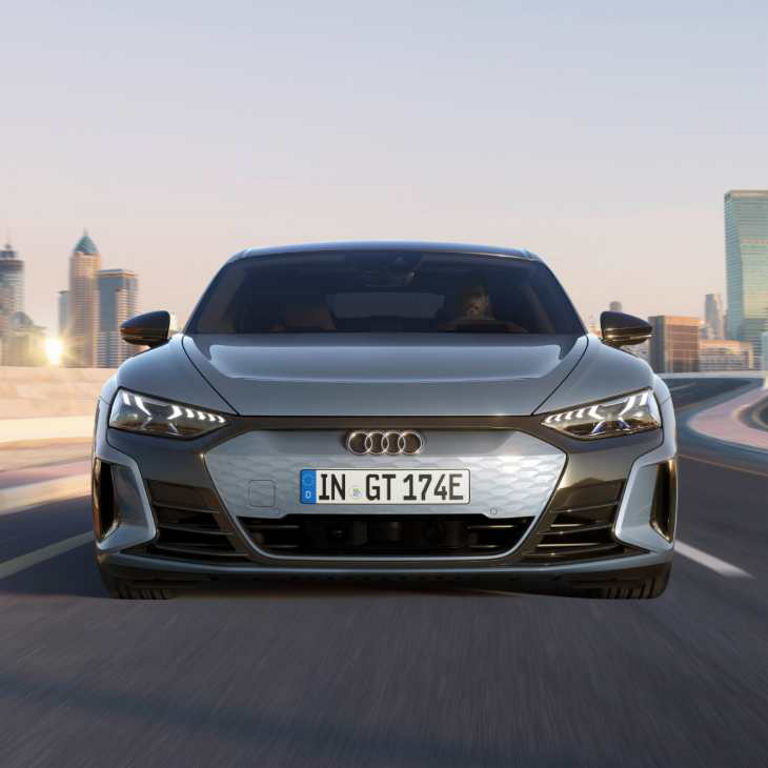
<box><xmin>109</xmin><ymin>389</ymin><xmax>227</xmax><ymax>439</ymax></box>
<box><xmin>542</xmin><ymin>389</ymin><xmax>661</xmax><ymax>440</ymax></box>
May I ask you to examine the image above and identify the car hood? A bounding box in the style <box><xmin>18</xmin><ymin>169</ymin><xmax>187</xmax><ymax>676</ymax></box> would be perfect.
<box><xmin>182</xmin><ymin>334</ymin><xmax>588</xmax><ymax>416</ymax></box>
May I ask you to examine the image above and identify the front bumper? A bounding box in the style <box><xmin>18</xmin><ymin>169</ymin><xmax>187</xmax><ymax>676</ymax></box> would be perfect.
<box><xmin>92</xmin><ymin>393</ymin><xmax>677</xmax><ymax>583</ymax></box>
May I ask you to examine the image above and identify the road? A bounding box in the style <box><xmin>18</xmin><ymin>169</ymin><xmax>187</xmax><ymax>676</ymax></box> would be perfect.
<box><xmin>1</xmin><ymin>380</ymin><xmax>766</xmax><ymax>767</ymax></box>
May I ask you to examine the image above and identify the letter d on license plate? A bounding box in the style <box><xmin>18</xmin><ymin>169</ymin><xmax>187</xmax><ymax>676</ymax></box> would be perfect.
<box><xmin>300</xmin><ymin>469</ymin><xmax>470</xmax><ymax>505</ymax></box>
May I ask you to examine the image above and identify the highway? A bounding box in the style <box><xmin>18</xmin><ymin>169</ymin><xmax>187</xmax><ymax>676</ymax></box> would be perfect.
<box><xmin>1</xmin><ymin>380</ymin><xmax>766</xmax><ymax>767</ymax></box>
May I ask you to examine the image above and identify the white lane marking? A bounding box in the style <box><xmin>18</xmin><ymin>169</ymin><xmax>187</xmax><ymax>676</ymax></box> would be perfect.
<box><xmin>0</xmin><ymin>475</ymin><xmax>90</xmax><ymax>515</ymax></box>
<box><xmin>676</xmin><ymin>540</ymin><xmax>753</xmax><ymax>579</ymax></box>
<box><xmin>0</xmin><ymin>532</ymin><xmax>92</xmax><ymax>580</ymax></box>
<box><xmin>678</xmin><ymin>454</ymin><xmax>768</xmax><ymax>479</ymax></box>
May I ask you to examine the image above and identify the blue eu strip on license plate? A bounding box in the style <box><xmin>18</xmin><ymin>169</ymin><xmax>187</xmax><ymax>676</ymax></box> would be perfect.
<box><xmin>300</xmin><ymin>469</ymin><xmax>317</xmax><ymax>504</ymax></box>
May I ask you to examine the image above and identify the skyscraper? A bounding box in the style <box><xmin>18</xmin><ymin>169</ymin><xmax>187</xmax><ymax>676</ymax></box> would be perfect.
<box><xmin>725</xmin><ymin>190</ymin><xmax>768</xmax><ymax>364</ymax></box>
<box><xmin>704</xmin><ymin>293</ymin><xmax>725</xmax><ymax>339</ymax></box>
<box><xmin>68</xmin><ymin>231</ymin><xmax>101</xmax><ymax>367</ymax></box>
<box><xmin>58</xmin><ymin>290</ymin><xmax>69</xmax><ymax>336</ymax></box>
<box><xmin>97</xmin><ymin>269</ymin><xmax>138</xmax><ymax>367</ymax></box>
<box><xmin>0</xmin><ymin>241</ymin><xmax>24</xmax><ymax>319</ymax></box>
<box><xmin>648</xmin><ymin>316</ymin><xmax>700</xmax><ymax>373</ymax></box>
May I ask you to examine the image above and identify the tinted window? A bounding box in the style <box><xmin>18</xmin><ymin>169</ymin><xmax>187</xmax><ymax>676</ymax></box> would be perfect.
<box><xmin>188</xmin><ymin>251</ymin><xmax>584</xmax><ymax>335</ymax></box>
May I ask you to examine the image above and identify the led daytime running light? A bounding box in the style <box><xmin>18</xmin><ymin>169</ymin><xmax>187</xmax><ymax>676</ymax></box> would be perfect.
<box><xmin>542</xmin><ymin>390</ymin><xmax>660</xmax><ymax>440</ymax></box>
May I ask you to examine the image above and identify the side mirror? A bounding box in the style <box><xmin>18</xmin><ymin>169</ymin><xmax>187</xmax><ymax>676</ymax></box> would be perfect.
<box><xmin>600</xmin><ymin>311</ymin><xmax>652</xmax><ymax>348</ymax></box>
<box><xmin>121</xmin><ymin>311</ymin><xmax>172</xmax><ymax>348</ymax></box>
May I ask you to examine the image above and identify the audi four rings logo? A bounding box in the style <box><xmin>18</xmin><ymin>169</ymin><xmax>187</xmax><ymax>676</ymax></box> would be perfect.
<box><xmin>346</xmin><ymin>430</ymin><xmax>425</xmax><ymax>456</ymax></box>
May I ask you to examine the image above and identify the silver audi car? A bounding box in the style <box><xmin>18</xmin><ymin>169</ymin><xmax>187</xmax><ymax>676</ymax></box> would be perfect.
<box><xmin>92</xmin><ymin>242</ymin><xmax>677</xmax><ymax>599</ymax></box>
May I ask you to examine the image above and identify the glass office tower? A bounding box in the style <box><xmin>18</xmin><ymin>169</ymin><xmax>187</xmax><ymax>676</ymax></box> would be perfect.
<box><xmin>725</xmin><ymin>190</ymin><xmax>768</xmax><ymax>365</ymax></box>
<box><xmin>97</xmin><ymin>269</ymin><xmax>138</xmax><ymax>368</ymax></box>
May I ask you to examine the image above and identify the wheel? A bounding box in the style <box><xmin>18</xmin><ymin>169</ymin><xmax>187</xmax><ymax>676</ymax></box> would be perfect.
<box><xmin>98</xmin><ymin>566</ymin><xmax>175</xmax><ymax>600</ymax></box>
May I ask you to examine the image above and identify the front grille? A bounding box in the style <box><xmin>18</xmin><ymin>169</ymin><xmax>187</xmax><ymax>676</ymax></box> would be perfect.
<box><xmin>519</xmin><ymin>480</ymin><xmax>638</xmax><ymax>563</ymax></box>
<box><xmin>129</xmin><ymin>481</ymin><xmax>251</xmax><ymax>563</ymax></box>
<box><xmin>239</xmin><ymin>514</ymin><xmax>534</xmax><ymax>557</ymax></box>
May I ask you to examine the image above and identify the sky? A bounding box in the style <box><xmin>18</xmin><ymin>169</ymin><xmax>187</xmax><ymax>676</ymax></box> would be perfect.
<box><xmin>2</xmin><ymin>0</ymin><xmax>767</xmax><ymax>331</ymax></box>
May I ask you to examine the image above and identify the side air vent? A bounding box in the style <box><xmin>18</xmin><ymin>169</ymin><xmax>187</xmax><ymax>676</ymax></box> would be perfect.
<box><xmin>519</xmin><ymin>480</ymin><xmax>639</xmax><ymax>563</ymax></box>
<box><xmin>92</xmin><ymin>459</ymin><xmax>116</xmax><ymax>539</ymax></box>
<box><xmin>128</xmin><ymin>481</ymin><xmax>250</xmax><ymax>563</ymax></box>
<box><xmin>650</xmin><ymin>460</ymin><xmax>677</xmax><ymax>541</ymax></box>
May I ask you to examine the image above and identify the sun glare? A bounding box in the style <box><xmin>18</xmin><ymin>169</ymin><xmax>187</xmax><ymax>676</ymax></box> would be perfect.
<box><xmin>45</xmin><ymin>337</ymin><xmax>64</xmax><ymax>366</ymax></box>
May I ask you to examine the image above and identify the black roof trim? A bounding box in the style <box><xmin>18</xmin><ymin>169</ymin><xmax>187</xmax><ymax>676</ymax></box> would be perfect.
<box><xmin>226</xmin><ymin>241</ymin><xmax>541</xmax><ymax>265</ymax></box>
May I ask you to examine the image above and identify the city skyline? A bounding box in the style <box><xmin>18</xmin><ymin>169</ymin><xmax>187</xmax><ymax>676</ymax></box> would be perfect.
<box><xmin>56</xmin><ymin>232</ymin><xmax>139</xmax><ymax>368</ymax></box>
<box><xmin>0</xmin><ymin>211</ymin><xmax>737</xmax><ymax>333</ymax></box>
<box><xmin>2</xmin><ymin>198</ymin><xmax>763</xmax><ymax>331</ymax></box>
<box><xmin>0</xmin><ymin>230</ymin><xmax>141</xmax><ymax>367</ymax></box>
<box><xmin>2</xmin><ymin>186</ymin><xmax>766</xmax><ymax>372</ymax></box>
<box><xmin>0</xmin><ymin>203</ymin><xmax>746</xmax><ymax>334</ymax></box>
<box><xmin>0</xmin><ymin>202</ymin><xmax>764</xmax><ymax>370</ymax></box>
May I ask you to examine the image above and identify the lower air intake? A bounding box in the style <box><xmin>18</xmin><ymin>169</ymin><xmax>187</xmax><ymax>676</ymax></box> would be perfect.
<box><xmin>128</xmin><ymin>481</ymin><xmax>251</xmax><ymax>564</ymax></box>
<box><xmin>239</xmin><ymin>514</ymin><xmax>534</xmax><ymax>557</ymax></box>
<box><xmin>519</xmin><ymin>480</ymin><xmax>640</xmax><ymax>563</ymax></box>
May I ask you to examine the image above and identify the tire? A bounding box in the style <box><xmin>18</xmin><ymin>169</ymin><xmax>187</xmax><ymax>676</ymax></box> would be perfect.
<box><xmin>99</xmin><ymin>567</ymin><xmax>174</xmax><ymax>600</ymax></box>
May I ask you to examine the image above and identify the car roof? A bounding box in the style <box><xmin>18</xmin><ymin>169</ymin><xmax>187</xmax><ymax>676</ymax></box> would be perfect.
<box><xmin>227</xmin><ymin>241</ymin><xmax>542</xmax><ymax>264</ymax></box>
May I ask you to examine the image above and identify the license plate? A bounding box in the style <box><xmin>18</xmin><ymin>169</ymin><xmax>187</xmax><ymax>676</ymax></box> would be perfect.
<box><xmin>300</xmin><ymin>469</ymin><xmax>470</xmax><ymax>505</ymax></box>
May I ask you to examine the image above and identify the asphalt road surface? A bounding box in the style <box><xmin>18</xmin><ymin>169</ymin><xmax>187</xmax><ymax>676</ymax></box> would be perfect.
<box><xmin>1</xmin><ymin>380</ymin><xmax>766</xmax><ymax>767</ymax></box>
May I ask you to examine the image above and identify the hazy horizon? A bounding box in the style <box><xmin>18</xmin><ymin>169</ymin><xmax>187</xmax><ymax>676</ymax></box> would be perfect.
<box><xmin>2</xmin><ymin>0</ymin><xmax>767</xmax><ymax>332</ymax></box>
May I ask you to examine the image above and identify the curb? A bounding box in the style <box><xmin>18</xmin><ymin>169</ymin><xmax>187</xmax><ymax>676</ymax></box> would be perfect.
<box><xmin>687</xmin><ymin>386</ymin><xmax>768</xmax><ymax>453</ymax></box>
<box><xmin>743</xmin><ymin>394</ymin><xmax>768</xmax><ymax>431</ymax></box>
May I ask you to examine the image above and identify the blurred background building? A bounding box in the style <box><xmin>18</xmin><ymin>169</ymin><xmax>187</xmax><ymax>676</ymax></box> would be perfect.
<box><xmin>1</xmin><ymin>311</ymin><xmax>47</xmax><ymax>366</ymax></box>
<box><xmin>67</xmin><ymin>232</ymin><xmax>101</xmax><ymax>367</ymax></box>
<box><xmin>762</xmin><ymin>331</ymin><xmax>768</xmax><ymax>371</ymax></box>
<box><xmin>725</xmin><ymin>190</ymin><xmax>768</xmax><ymax>366</ymax></box>
<box><xmin>55</xmin><ymin>231</ymin><xmax>139</xmax><ymax>368</ymax></box>
<box><xmin>632</xmin><ymin>339</ymin><xmax>650</xmax><ymax>365</ymax></box>
<box><xmin>704</xmin><ymin>293</ymin><xmax>725</xmax><ymax>340</ymax></box>
<box><xmin>699</xmin><ymin>339</ymin><xmax>754</xmax><ymax>371</ymax></box>
<box><xmin>97</xmin><ymin>269</ymin><xmax>138</xmax><ymax>367</ymax></box>
<box><xmin>648</xmin><ymin>315</ymin><xmax>701</xmax><ymax>373</ymax></box>
<box><xmin>0</xmin><ymin>241</ymin><xmax>24</xmax><ymax>320</ymax></box>
<box><xmin>58</xmin><ymin>290</ymin><xmax>69</xmax><ymax>336</ymax></box>
<box><xmin>0</xmin><ymin>241</ymin><xmax>41</xmax><ymax>365</ymax></box>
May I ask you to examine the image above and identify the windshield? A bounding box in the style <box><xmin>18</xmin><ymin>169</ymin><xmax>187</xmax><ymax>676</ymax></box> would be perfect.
<box><xmin>187</xmin><ymin>250</ymin><xmax>584</xmax><ymax>335</ymax></box>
